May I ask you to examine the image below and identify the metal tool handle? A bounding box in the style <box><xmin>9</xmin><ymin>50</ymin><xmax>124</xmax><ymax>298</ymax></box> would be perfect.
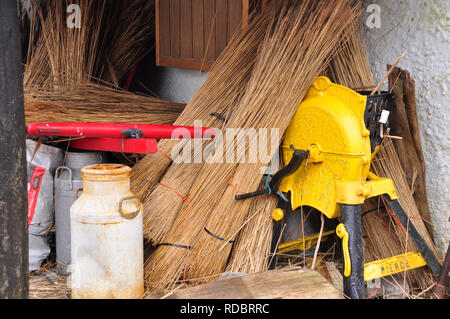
<box><xmin>75</xmin><ymin>188</ymin><xmax>83</xmax><ymax>200</ymax></box>
<box><xmin>55</xmin><ymin>166</ymin><xmax>73</xmax><ymax>190</ymax></box>
<box><xmin>267</xmin><ymin>146</ymin><xmax>308</xmax><ymax>190</ymax></box>
<box><xmin>235</xmin><ymin>146</ymin><xmax>309</xmax><ymax>201</ymax></box>
<box><xmin>384</xmin><ymin>196</ymin><xmax>442</xmax><ymax>275</ymax></box>
<box><xmin>119</xmin><ymin>196</ymin><xmax>142</xmax><ymax>220</ymax></box>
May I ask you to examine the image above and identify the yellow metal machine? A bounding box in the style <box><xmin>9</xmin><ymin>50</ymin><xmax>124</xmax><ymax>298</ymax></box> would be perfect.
<box><xmin>236</xmin><ymin>77</ymin><xmax>441</xmax><ymax>299</ymax></box>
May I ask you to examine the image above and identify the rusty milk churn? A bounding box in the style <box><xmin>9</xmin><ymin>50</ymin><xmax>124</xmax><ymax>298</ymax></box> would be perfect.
<box><xmin>70</xmin><ymin>164</ymin><xmax>144</xmax><ymax>299</ymax></box>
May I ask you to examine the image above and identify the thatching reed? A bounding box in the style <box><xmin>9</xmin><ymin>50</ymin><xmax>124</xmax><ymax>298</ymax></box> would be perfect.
<box><xmin>131</xmin><ymin>12</ymin><xmax>271</xmax><ymax>226</ymax></box>
<box><xmin>225</xmin><ymin>194</ymin><xmax>278</xmax><ymax>274</ymax></box>
<box><xmin>362</xmin><ymin>197</ymin><xmax>435</xmax><ymax>294</ymax></box>
<box><xmin>225</xmin><ymin>10</ymin><xmax>373</xmax><ymax>276</ymax></box>
<box><xmin>143</xmin><ymin>0</ymin><xmax>360</xmax><ymax>293</ymax></box>
<box><xmin>369</xmin><ymin>141</ymin><xmax>440</xmax><ymax>287</ymax></box>
<box><xmin>22</xmin><ymin>1</ymin><xmax>181</xmax><ymax>129</ymax></box>
<box><xmin>183</xmin><ymin>0</ymin><xmax>360</xmax><ymax>285</ymax></box>
<box><xmin>24</xmin><ymin>82</ymin><xmax>185</xmax><ymax>126</ymax></box>
<box><xmin>24</xmin><ymin>0</ymin><xmax>155</xmax><ymax>89</ymax></box>
<box><xmin>328</xmin><ymin>24</ymin><xmax>374</xmax><ymax>90</ymax></box>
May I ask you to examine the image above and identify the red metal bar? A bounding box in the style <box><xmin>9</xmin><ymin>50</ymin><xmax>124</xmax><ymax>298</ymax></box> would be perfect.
<box><xmin>70</xmin><ymin>138</ymin><xmax>158</xmax><ymax>154</ymax></box>
<box><xmin>27</xmin><ymin>123</ymin><xmax>215</xmax><ymax>139</ymax></box>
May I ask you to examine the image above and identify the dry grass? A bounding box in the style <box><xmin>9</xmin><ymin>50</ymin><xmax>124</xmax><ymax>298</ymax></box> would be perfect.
<box><xmin>22</xmin><ymin>1</ymin><xmax>180</xmax><ymax>128</ymax></box>
<box><xmin>132</xmin><ymin>12</ymin><xmax>271</xmax><ymax>243</ymax></box>
<box><xmin>225</xmin><ymin>194</ymin><xmax>278</xmax><ymax>274</ymax></box>
<box><xmin>366</xmin><ymin>140</ymin><xmax>439</xmax><ymax>293</ymax></box>
<box><xmin>143</xmin><ymin>0</ymin><xmax>360</xmax><ymax>293</ymax></box>
<box><xmin>328</xmin><ymin>22</ymin><xmax>374</xmax><ymax>89</ymax></box>
<box><xmin>24</xmin><ymin>0</ymin><xmax>155</xmax><ymax>89</ymax></box>
<box><xmin>24</xmin><ymin>81</ymin><xmax>185</xmax><ymax>126</ymax></box>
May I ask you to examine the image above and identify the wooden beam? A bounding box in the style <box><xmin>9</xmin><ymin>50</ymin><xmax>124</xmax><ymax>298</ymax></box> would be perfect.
<box><xmin>156</xmin><ymin>269</ymin><xmax>344</xmax><ymax>299</ymax></box>
<box><xmin>0</xmin><ymin>0</ymin><xmax>28</xmax><ymax>299</ymax></box>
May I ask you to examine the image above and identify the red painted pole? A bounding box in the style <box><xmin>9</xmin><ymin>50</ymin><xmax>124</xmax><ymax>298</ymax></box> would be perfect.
<box><xmin>27</xmin><ymin>123</ymin><xmax>215</xmax><ymax>139</ymax></box>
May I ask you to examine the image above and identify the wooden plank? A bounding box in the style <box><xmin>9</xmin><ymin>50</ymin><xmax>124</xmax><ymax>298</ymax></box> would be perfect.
<box><xmin>215</xmin><ymin>0</ymin><xmax>228</xmax><ymax>58</ymax></box>
<box><xmin>158</xmin><ymin>0</ymin><xmax>171</xmax><ymax>59</ymax></box>
<box><xmin>204</xmin><ymin>0</ymin><xmax>216</xmax><ymax>62</ymax></box>
<box><xmin>170</xmin><ymin>0</ymin><xmax>181</xmax><ymax>59</ymax></box>
<box><xmin>160</xmin><ymin>269</ymin><xmax>344</xmax><ymax>299</ymax></box>
<box><xmin>388</xmin><ymin>67</ymin><xmax>433</xmax><ymax>236</ymax></box>
<box><xmin>159</xmin><ymin>56</ymin><xmax>214</xmax><ymax>71</ymax></box>
<box><xmin>180</xmin><ymin>0</ymin><xmax>193</xmax><ymax>59</ymax></box>
<box><xmin>227</xmin><ymin>0</ymin><xmax>242</xmax><ymax>42</ymax></box>
<box><xmin>192</xmin><ymin>0</ymin><xmax>204</xmax><ymax>60</ymax></box>
<box><xmin>242</xmin><ymin>0</ymin><xmax>249</xmax><ymax>28</ymax></box>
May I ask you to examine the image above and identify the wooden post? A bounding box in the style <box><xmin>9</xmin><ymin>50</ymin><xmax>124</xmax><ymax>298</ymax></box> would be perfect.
<box><xmin>0</xmin><ymin>0</ymin><xmax>29</xmax><ymax>299</ymax></box>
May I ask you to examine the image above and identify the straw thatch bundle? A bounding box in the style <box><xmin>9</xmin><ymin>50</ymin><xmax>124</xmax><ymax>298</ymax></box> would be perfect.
<box><xmin>183</xmin><ymin>0</ymin><xmax>359</xmax><ymax>285</ymax></box>
<box><xmin>225</xmin><ymin>194</ymin><xmax>278</xmax><ymax>274</ymax></box>
<box><xmin>143</xmin><ymin>0</ymin><xmax>359</xmax><ymax>292</ymax></box>
<box><xmin>225</xmin><ymin>8</ymin><xmax>373</xmax><ymax>275</ymax></box>
<box><xmin>22</xmin><ymin>1</ymin><xmax>182</xmax><ymax>128</ymax></box>
<box><xmin>24</xmin><ymin>0</ymin><xmax>155</xmax><ymax>89</ymax></box>
<box><xmin>135</xmin><ymin>12</ymin><xmax>270</xmax><ymax>244</ymax></box>
<box><xmin>24</xmin><ymin>82</ymin><xmax>185</xmax><ymax>125</ymax></box>
<box><xmin>362</xmin><ymin>197</ymin><xmax>435</xmax><ymax>293</ymax></box>
<box><xmin>328</xmin><ymin>24</ymin><xmax>374</xmax><ymax>90</ymax></box>
<box><xmin>368</xmin><ymin>140</ymin><xmax>439</xmax><ymax>291</ymax></box>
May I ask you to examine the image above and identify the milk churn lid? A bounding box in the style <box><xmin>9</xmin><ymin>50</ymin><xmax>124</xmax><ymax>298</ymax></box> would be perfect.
<box><xmin>81</xmin><ymin>164</ymin><xmax>131</xmax><ymax>181</ymax></box>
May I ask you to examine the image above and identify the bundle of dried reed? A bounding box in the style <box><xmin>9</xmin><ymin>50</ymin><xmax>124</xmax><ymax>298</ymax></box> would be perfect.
<box><xmin>369</xmin><ymin>140</ymin><xmax>440</xmax><ymax>290</ymax></box>
<box><xmin>362</xmin><ymin>197</ymin><xmax>435</xmax><ymax>293</ymax></box>
<box><xmin>184</xmin><ymin>0</ymin><xmax>360</xmax><ymax>285</ymax></box>
<box><xmin>225</xmin><ymin>19</ymin><xmax>374</xmax><ymax>275</ymax></box>
<box><xmin>24</xmin><ymin>0</ymin><xmax>154</xmax><ymax>89</ymax></box>
<box><xmin>24</xmin><ymin>82</ymin><xmax>185</xmax><ymax>126</ymax></box>
<box><xmin>144</xmin><ymin>0</ymin><xmax>360</xmax><ymax>293</ymax></box>
<box><xmin>131</xmin><ymin>12</ymin><xmax>270</xmax><ymax>222</ymax></box>
<box><xmin>328</xmin><ymin>23</ymin><xmax>374</xmax><ymax>90</ymax></box>
<box><xmin>225</xmin><ymin>194</ymin><xmax>277</xmax><ymax>274</ymax></box>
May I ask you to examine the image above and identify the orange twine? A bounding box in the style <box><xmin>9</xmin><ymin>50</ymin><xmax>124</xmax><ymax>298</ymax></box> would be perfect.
<box><xmin>157</xmin><ymin>150</ymin><xmax>172</xmax><ymax>162</ymax></box>
<box><xmin>228</xmin><ymin>174</ymin><xmax>248</xmax><ymax>194</ymax></box>
<box><xmin>159</xmin><ymin>183</ymin><xmax>190</xmax><ymax>202</ymax></box>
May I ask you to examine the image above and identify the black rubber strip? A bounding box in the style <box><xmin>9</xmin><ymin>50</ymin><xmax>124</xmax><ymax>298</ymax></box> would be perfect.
<box><xmin>204</xmin><ymin>227</ymin><xmax>234</xmax><ymax>244</ymax></box>
<box><xmin>158</xmin><ymin>243</ymin><xmax>192</xmax><ymax>250</ymax></box>
<box><xmin>210</xmin><ymin>112</ymin><xmax>227</xmax><ymax>123</ymax></box>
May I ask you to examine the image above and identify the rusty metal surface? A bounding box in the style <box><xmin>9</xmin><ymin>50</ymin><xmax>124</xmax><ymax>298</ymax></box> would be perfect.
<box><xmin>71</xmin><ymin>164</ymin><xmax>144</xmax><ymax>299</ymax></box>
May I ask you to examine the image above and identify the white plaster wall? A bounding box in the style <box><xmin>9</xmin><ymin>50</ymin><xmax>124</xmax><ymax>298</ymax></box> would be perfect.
<box><xmin>156</xmin><ymin>67</ymin><xmax>209</xmax><ymax>104</ymax></box>
<box><xmin>363</xmin><ymin>0</ymin><xmax>449</xmax><ymax>254</ymax></box>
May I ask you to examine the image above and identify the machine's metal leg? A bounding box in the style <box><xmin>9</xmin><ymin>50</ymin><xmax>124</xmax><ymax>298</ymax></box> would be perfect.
<box><xmin>384</xmin><ymin>196</ymin><xmax>442</xmax><ymax>275</ymax></box>
<box><xmin>340</xmin><ymin>204</ymin><xmax>366</xmax><ymax>299</ymax></box>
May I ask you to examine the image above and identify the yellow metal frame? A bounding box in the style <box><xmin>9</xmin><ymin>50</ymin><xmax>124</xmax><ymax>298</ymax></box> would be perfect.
<box><xmin>274</xmin><ymin>77</ymin><xmax>427</xmax><ymax>282</ymax></box>
<box><xmin>364</xmin><ymin>251</ymin><xmax>427</xmax><ymax>281</ymax></box>
<box><xmin>279</xmin><ymin>76</ymin><xmax>398</xmax><ymax>219</ymax></box>
<box><xmin>277</xmin><ymin>230</ymin><xmax>335</xmax><ymax>254</ymax></box>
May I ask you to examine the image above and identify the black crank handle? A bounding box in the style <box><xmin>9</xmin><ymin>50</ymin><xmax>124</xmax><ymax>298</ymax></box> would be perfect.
<box><xmin>235</xmin><ymin>146</ymin><xmax>308</xmax><ymax>201</ymax></box>
<box><xmin>235</xmin><ymin>189</ymin><xmax>267</xmax><ymax>201</ymax></box>
<box><xmin>268</xmin><ymin>146</ymin><xmax>309</xmax><ymax>191</ymax></box>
